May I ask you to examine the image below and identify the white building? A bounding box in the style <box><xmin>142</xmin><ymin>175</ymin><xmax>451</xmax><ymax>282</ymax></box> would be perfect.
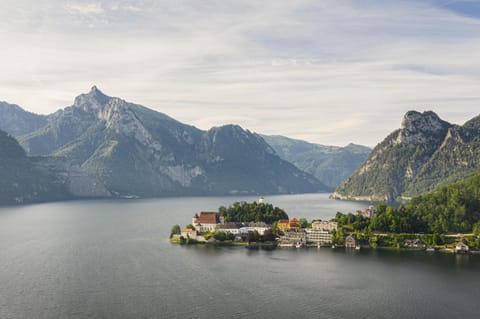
<box><xmin>239</xmin><ymin>226</ymin><xmax>269</xmax><ymax>235</ymax></box>
<box><xmin>455</xmin><ymin>242</ymin><xmax>469</xmax><ymax>254</ymax></box>
<box><xmin>311</xmin><ymin>220</ymin><xmax>338</xmax><ymax>232</ymax></box>
<box><xmin>305</xmin><ymin>229</ymin><xmax>332</xmax><ymax>245</ymax></box>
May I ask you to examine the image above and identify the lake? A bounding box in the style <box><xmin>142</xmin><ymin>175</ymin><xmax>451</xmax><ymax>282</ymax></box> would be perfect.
<box><xmin>0</xmin><ymin>193</ymin><xmax>479</xmax><ymax>319</ymax></box>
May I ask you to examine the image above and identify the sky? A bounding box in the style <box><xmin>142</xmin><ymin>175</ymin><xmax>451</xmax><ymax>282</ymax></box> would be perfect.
<box><xmin>1</xmin><ymin>0</ymin><xmax>480</xmax><ymax>147</ymax></box>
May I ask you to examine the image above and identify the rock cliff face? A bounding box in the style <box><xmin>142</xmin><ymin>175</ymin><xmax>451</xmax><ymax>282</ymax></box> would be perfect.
<box><xmin>261</xmin><ymin>135</ymin><xmax>371</xmax><ymax>189</ymax></box>
<box><xmin>334</xmin><ymin>110</ymin><xmax>480</xmax><ymax>202</ymax></box>
<box><xmin>5</xmin><ymin>86</ymin><xmax>327</xmax><ymax>198</ymax></box>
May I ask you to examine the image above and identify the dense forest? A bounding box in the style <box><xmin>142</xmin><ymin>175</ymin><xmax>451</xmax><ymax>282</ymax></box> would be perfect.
<box><xmin>335</xmin><ymin>170</ymin><xmax>480</xmax><ymax>236</ymax></box>
<box><xmin>218</xmin><ymin>201</ymin><xmax>288</xmax><ymax>224</ymax></box>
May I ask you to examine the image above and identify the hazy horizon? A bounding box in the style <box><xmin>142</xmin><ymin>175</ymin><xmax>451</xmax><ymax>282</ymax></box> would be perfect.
<box><xmin>1</xmin><ymin>0</ymin><xmax>480</xmax><ymax>146</ymax></box>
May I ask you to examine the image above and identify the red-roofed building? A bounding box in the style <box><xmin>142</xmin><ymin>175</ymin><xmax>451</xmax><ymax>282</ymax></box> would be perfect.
<box><xmin>289</xmin><ymin>218</ymin><xmax>300</xmax><ymax>229</ymax></box>
<box><xmin>192</xmin><ymin>212</ymin><xmax>224</xmax><ymax>233</ymax></box>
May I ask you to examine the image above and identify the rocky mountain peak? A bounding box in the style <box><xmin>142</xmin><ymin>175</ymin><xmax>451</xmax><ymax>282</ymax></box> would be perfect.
<box><xmin>396</xmin><ymin>110</ymin><xmax>450</xmax><ymax>144</ymax></box>
<box><xmin>73</xmin><ymin>86</ymin><xmax>111</xmax><ymax>111</ymax></box>
<box><xmin>401</xmin><ymin>111</ymin><xmax>443</xmax><ymax>131</ymax></box>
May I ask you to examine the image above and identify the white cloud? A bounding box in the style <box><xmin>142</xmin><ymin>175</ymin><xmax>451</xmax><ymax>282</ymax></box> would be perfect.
<box><xmin>0</xmin><ymin>0</ymin><xmax>479</xmax><ymax>146</ymax></box>
<box><xmin>64</xmin><ymin>2</ymin><xmax>104</xmax><ymax>15</ymax></box>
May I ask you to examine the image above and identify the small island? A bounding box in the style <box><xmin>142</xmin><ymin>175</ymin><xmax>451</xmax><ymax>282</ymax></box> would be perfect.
<box><xmin>171</xmin><ymin>197</ymin><xmax>480</xmax><ymax>254</ymax></box>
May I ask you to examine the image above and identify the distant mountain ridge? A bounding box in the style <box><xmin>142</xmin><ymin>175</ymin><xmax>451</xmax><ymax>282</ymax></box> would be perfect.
<box><xmin>0</xmin><ymin>129</ymin><xmax>110</xmax><ymax>205</ymax></box>
<box><xmin>334</xmin><ymin>110</ymin><xmax>480</xmax><ymax>202</ymax></box>
<box><xmin>0</xmin><ymin>101</ymin><xmax>48</xmax><ymax>136</ymax></box>
<box><xmin>261</xmin><ymin>135</ymin><xmax>371</xmax><ymax>189</ymax></box>
<box><xmin>0</xmin><ymin>86</ymin><xmax>327</xmax><ymax>200</ymax></box>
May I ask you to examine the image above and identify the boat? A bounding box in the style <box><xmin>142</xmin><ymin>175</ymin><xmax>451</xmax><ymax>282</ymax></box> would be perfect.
<box><xmin>426</xmin><ymin>247</ymin><xmax>435</xmax><ymax>252</ymax></box>
<box><xmin>295</xmin><ymin>242</ymin><xmax>303</xmax><ymax>248</ymax></box>
<box><xmin>355</xmin><ymin>245</ymin><xmax>361</xmax><ymax>251</ymax></box>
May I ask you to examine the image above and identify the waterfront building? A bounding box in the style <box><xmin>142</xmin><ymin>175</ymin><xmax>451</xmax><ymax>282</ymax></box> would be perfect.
<box><xmin>278</xmin><ymin>229</ymin><xmax>306</xmax><ymax>247</ymax></box>
<box><xmin>404</xmin><ymin>239</ymin><xmax>425</xmax><ymax>249</ymax></box>
<box><xmin>311</xmin><ymin>220</ymin><xmax>338</xmax><ymax>232</ymax></box>
<box><xmin>455</xmin><ymin>242</ymin><xmax>469</xmax><ymax>254</ymax></box>
<box><xmin>345</xmin><ymin>234</ymin><xmax>356</xmax><ymax>248</ymax></box>
<box><xmin>305</xmin><ymin>229</ymin><xmax>332</xmax><ymax>245</ymax></box>
<box><xmin>192</xmin><ymin>212</ymin><xmax>225</xmax><ymax>233</ymax></box>
<box><xmin>181</xmin><ymin>228</ymin><xmax>199</xmax><ymax>240</ymax></box>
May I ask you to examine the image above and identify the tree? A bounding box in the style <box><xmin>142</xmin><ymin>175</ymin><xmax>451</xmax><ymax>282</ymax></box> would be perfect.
<box><xmin>299</xmin><ymin>218</ymin><xmax>309</xmax><ymax>228</ymax></box>
<box><xmin>185</xmin><ymin>224</ymin><xmax>196</xmax><ymax>230</ymax></box>
<box><xmin>263</xmin><ymin>229</ymin><xmax>275</xmax><ymax>242</ymax></box>
<box><xmin>246</xmin><ymin>231</ymin><xmax>257</xmax><ymax>243</ymax></box>
<box><xmin>473</xmin><ymin>222</ymin><xmax>480</xmax><ymax>235</ymax></box>
<box><xmin>219</xmin><ymin>201</ymin><xmax>288</xmax><ymax>223</ymax></box>
<box><xmin>170</xmin><ymin>224</ymin><xmax>181</xmax><ymax>238</ymax></box>
<box><xmin>214</xmin><ymin>231</ymin><xmax>227</xmax><ymax>241</ymax></box>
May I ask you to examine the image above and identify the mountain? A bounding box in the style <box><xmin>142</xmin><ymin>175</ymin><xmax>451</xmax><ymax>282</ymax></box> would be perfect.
<box><xmin>406</xmin><ymin>114</ymin><xmax>480</xmax><ymax>195</ymax></box>
<box><xmin>0</xmin><ymin>129</ymin><xmax>69</xmax><ymax>204</ymax></box>
<box><xmin>334</xmin><ymin>110</ymin><xmax>480</xmax><ymax>202</ymax></box>
<box><xmin>261</xmin><ymin>135</ymin><xmax>371</xmax><ymax>189</ymax></box>
<box><xmin>0</xmin><ymin>101</ymin><xmax>48</xmax><ymax>136</ymax></box>
<box><xmin>9</xmin><ymin>86</ymin><xmax>327</xmax><ymax>197</ymax></box>
<box><xmin>0</xmin><ymin>128</ymin><xmax>111</xmax><ymax>205</ymax></box>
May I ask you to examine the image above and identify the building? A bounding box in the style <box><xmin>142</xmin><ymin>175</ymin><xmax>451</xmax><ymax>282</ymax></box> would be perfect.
<box><xmin>404</xmin><ymin>239</ymin><xmax>425</xmax><ymax>249</ymax></box>
<box><xmin>216</xmin><ymin>223</ymin><xmax>241</xmax><ymax>235</ymax></box>
<box><xmin>305</xmin><ymin>229</ymin><xmax>332</xmax><ymax>245</ymax></box>
<box><xmin>345</xmin><ymin>234</ymin><xmax>356</xmax><ymax>248</ymax></box>
<box><xmin>277</xmin><ymin>219</ymin><xmax>290</xmax><ymax>230</ymax></box>
<box><xmin>181</xmin><ymin>228</ymin><xmax>199</xmax><ymax>240</ymax></box>
<box><xmin>289</xmin><ymin>218</ymin><xmax>301</xmax><ymax>229</ymax></box>
<box><xmin>311</xmin><ymin>220</ymin><xmax>338</xmax><ymax>232</ymax></box>
<box><xmin>357</xmin><ymin>205</ymin><xmax>376</xmax><ymax>218</ymax></box>
<box><xmin>192</xmin><ymin>212</ymin><xmax>225</xmax><ymax>233</ymax></box>
<box><xmin>455</xmin><ymin>242</ymin><xmax>469</xmax><ymax>254</ymax></box>
<box><xmin>278</xmin><ymin>230</ymin><xmax>306</xmax><ymax>247</ymax></box>
<box><xmin>278</xmin><ymin>218</ymin><xmax>301</xmax><ymax>230</ymax></box>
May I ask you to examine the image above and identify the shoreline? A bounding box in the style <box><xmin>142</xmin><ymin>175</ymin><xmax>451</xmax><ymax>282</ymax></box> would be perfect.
<box><xmin>170</xmin><ymin>239</ymin><xmax>480</xmax><ymax>255</ymax></box>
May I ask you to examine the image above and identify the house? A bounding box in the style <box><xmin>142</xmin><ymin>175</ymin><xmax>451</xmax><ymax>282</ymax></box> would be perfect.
<box><xmin>455</xmin><ymin>242</ymin><xmax>469</xmax><ymax>254</ymax></box>
<box><xmin>192</xmin><ymin>212</ymin><xmax>225</xmax><ymax>233</ymax></box>
<box><xmin>311</xmin><ymin>220</ymin><xmax>338</xmax><ymax>232</ymax></box>
<box><xmin>181</xmin><ymin>228</ymin><xmax>199</xmax><ymax>240</ymax></box>
<box><xmin>216</xmin><ymin>223</ymin><xmax>241</xmax><ymax>235</ymax></box>
<box><xmin>356</xmin><ymin>205</ymin><xmax>376</xmax><ymax>218</ymax></box>
<box><xmin>278</xmin><ymin>218</ymin><xmax>301</xmax><ymax>230</ymax></box>
<box><xmin>239</xmin><ymin>226</ymin><xmax>269</xmax><ymax>235</ymax></box>
<box><xmin>277</xmin><ymin>219</ymin><xmax>290</xmax><ymax>230</ymax></box>
<box><xmin>289</xmin><ymin>218</ymin><xmax>301</xmax><ymax>229</ymax></box>
<box><xmin>345</xmin><ymin>234</ymin><xmax>356</xmax><ymax>248</ymax></box>
<box><xmin>404</xmin><ymin>239</ymin><xmax>425</xmax><ymax>249</ymax></box>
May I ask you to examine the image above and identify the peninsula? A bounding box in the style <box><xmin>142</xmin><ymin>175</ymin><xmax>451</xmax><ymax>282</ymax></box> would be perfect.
<box><xmin>170</xmin><ymin>198</ymin><xmax>480</xmax><ymax>254</ymax></box>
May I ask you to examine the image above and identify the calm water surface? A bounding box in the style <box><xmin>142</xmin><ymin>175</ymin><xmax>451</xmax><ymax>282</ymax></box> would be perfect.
<box><xmin>0</xmin><ymin>194</ymin><xmax>479</xmax><ymax>319</ymax></box>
